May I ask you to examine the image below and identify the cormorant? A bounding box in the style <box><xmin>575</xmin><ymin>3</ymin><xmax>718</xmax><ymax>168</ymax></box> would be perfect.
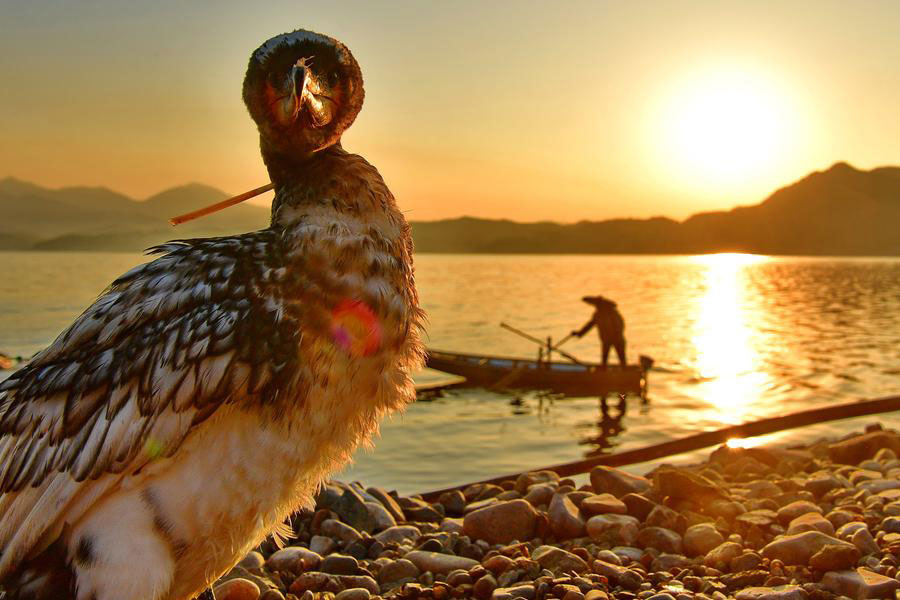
<box><xmin>0</xmin><ymin>29</ymin><xmax>423</xmax><ymax>600</ymax></box>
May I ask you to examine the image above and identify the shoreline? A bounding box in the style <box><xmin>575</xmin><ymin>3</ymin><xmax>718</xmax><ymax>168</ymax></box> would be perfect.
<box><xmin>208</xmin><ymin>424</ymin><xmax>900</xmax><ymax>600</ymax></box>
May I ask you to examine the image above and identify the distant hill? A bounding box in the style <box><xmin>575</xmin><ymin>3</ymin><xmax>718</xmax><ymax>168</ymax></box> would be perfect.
<box><xmin>2</xmin><ymin>162</ymin><xmax>899</xmax><ymax>255</ymax></box>
<box><xmin>412</xmin><ymin>162</ymin><xmax>900</xmax><ymax>256</ymax></box>
<box><xmin>0</xmin><ymin>177</ymin><xmax>270</xmax><ymax>249</ymax></box>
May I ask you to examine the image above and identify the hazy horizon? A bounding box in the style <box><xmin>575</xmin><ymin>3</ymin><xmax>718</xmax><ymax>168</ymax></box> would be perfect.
<box><xmin>2</xmin><ymin>1</ymin><xmax>899</xmax><ymax>222</ymax></box>
<box><xmin>1</xmin><ymin>158</ymin><xmax>891</xmax><ymax>226</ymax></box>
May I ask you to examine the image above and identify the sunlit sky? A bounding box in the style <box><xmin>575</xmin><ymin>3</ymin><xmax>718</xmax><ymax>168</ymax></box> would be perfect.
<box><xmin>2</xmin><ymin>0</ymin><xmax>899</xmax><ymax>221</ymax></box>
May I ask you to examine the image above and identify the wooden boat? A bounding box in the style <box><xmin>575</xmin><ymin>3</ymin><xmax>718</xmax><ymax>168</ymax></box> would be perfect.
<box><xmin>426</xmin><ymin>349</ymin><xmax>652</xmax><ymax>396</ymax></box>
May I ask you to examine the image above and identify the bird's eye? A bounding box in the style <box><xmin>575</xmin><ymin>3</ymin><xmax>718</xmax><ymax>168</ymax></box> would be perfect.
<box><xmin>327</xmin><ymin>71</ymin><xmax>340</xmax><ymax>86</ymax></box>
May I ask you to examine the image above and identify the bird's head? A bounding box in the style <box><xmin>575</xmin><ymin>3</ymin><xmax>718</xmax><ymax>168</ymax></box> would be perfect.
<box><xmin>243</xmin><ymin>29</ymin><xmax>364</xmax><ymax>161</ymax></box>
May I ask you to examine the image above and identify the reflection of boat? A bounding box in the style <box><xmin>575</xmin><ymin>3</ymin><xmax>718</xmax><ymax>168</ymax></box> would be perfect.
<box><xmin>426</xmin><ymin>349</ymin><xmax>652</xmax><ymax>396</ymax></box>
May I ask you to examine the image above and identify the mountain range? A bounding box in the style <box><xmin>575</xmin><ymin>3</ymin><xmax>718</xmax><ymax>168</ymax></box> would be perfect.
<box><xmin>2</xmin><ymin>161</ymin><xmax>899</xmax><ymax>255</ymax></box>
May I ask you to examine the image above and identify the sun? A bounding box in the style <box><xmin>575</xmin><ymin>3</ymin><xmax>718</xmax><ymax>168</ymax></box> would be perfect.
<box><xmin>651</xmin><ymin>65</ymin><xmax>795</xmax><ymax>192</ymax></box>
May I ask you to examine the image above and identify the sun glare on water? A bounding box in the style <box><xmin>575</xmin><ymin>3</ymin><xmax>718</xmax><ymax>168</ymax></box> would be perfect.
<box><xmin>691</xmin><ymin>253</ymin><xmax>773</xmax><ymax>424</ymax></box>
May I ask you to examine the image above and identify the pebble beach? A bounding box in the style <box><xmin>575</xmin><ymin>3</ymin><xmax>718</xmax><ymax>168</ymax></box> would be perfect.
<box><xmin>209</xmin><ymin>424</ymin><xmax>900</xmax><ymax>600</ymax></box>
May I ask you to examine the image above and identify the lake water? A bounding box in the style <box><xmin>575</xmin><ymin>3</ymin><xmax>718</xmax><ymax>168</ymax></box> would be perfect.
<box><xmin>1</xmin><ymin>252</ymin><xmax>899</xmax><ymax>494</ymax></box>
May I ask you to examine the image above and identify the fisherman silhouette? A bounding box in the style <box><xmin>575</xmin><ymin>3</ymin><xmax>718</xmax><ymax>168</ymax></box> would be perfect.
<box><xmin>571</xmin><ymin>295</ymin><xmax>626</xmax><ymax>369</ymax></box>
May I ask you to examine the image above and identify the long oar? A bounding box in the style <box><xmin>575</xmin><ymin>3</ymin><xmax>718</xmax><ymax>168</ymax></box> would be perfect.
<box><xmin>500</xmin><ymin>322</ymin><xmax>585</xmax><ymax>366</ymax></box>
<box><xmin>419</xmin><ymin>393</ymin><xmax>900</xmax><ymax>501</ymax></box>
<box><xmin>551</xmin><ymin>333</ymin><xmax>575</xmax><ymax>351</ymax></box>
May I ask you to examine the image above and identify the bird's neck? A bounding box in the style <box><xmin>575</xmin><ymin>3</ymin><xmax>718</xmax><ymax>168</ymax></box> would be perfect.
<box><xmin>260</xmin><ymin>138</ymin><xmax>344</xmax><ymax>187</ymax></box>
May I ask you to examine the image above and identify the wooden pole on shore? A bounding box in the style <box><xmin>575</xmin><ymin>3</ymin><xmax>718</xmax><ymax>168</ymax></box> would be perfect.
<box><xmin>419</xmin><ymin>393</ymin><xmax>900</xmax><ymax>501</ymax></box>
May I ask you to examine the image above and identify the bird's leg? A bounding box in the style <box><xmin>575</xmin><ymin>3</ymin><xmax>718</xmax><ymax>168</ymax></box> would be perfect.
<box><xmin>197</xmin><ymin>589</ymin><xmax>216</xmax><ymax>600</ymax></box>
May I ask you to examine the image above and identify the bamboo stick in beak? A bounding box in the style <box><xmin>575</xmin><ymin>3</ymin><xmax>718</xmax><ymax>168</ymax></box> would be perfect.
<box><xmin>169</xmin><ymin>183</ymin><xmax>275</xmax><ymax>225</ymax></box>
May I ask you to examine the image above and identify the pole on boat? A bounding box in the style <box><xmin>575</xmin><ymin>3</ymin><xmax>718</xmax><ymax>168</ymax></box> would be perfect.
<box><xmin>546</xmin><ymin>336</ymin><xmax>552</xmax><ymax>367</ymax></box>
<box><xmin>552</xmin><ymin>333</ymin><xmax>575</xmax><ymax>350</ymax></box>
<box><xmin>500</xmin><ymin>322</ymin><xmax>586</xmax><ymax>366</ymax></box>
<box><xmin>419</xmin><ymin>393</ymin><xmax>900</xmax><ymax>501</ymax></box>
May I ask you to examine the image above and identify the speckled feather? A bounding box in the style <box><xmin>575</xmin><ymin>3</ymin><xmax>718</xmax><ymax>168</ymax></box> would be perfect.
<box><xmin>0</xmin><ymin>28</ymin><xmax>424</xmax><ymax>599</ymax></box>
<box><xmin>0</xmin><ymin>232</ymin><xmax>290</xmax><ymax>488</ymax></box>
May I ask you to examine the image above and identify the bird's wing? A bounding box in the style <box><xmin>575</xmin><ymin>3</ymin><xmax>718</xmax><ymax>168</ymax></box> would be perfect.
<box><xmin>0</xmin><ymin>231</ymin><xmax>299</xmax><ymax>575</ymax></box>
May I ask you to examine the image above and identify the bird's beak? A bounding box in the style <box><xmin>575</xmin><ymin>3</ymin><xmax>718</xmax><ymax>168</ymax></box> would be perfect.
<box><xmin>293</xmin><ymin>63</ymin><xmax>336</xmax><ymax>128</ymax></box>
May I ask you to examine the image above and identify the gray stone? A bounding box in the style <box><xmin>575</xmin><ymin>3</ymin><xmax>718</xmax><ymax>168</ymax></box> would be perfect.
<box><xmin>266</xmin><ymin>547</ymin><xmax>322</xmax><ymax>574</ymax></box>
<box><xmin>736</xmin><ymin>509</ymin><xmax>777</xmax><ymax>529</ymax></box>
<box><xmin>705</xmin><ymin>499</ymin><xmax>746</xmax><ymax>520</ymax></box>
<box><xmin>523</xmin><ymin>483</ymin><xmax>556</xmax><ymax>507</ymax></box>
<box><xmin>611</xmin><ymin>546</ymin><xmax>644</xmax><ymax>564</ymax></box>
<box><xmin>786</xmin><ymin>512</ymin><xmax>835</xmax><ymax>536</ymax></box>
<box><xmin>214</xmin><ymin>578</ymin><xmax>261</xmax><ymax>600</ymax></box>
<box><xmin>377</xmin><ymin>558</ymin><xmax>420</xmax><ymax>584</ymax></box>
<box><xmin>590</xmin><ymin>466</ymin><xmax>651</xmax><ymax>498</ymax></box>
<box><xmin>650</xmin><ymin>553</ymin><xmax>692</xmax><ymax>572</ymax></box>
<box><xmin>846</xmin><ymin>527</ymin><xmax>880</xmax><ymax>556</ymax></box>
<box><xmin>474</xmin><ymin>574</ymin><xmax>498</xmax><ymax>600</ymax></box>
<box><xmin>463</xmin><ymin>500</ymin><xmax>539</xmax><ymax>545</ymax></box>
<box><xmin>437</xmin><ymin>490</ymin><xmax>467</xmax><ymax>516</ymax></box>
<box><xmin>730</xmin><ymin>552</ymin><xmax>763</xmax><ymax>572</ymax></box>
<box><xmin>684</xmin><ymin>523</ymin><xmax>725</xmax><ymax>557</ymax></box>
<box><xmin>622</xmin><ymin>493</ymin><xmax>658</xmax><ymax>521</ymax></box>
<box><xmin>880</xmin><ymin>516</ymin><xmax>900</xmax><ymax>533</ymax></box>
<box><xmin>335</xmin><ymin>575</ymin><xmax>378</xmax><ymax>595</ymax></box>
<box><xmin>734</xmin><ymin>586</ymin><xmax>807</xmax><ymax>600</ymax></box>
<box><xmin>591</xmin><ymin>560</ymin><xmax>642</xmax><ymax>590</ymax></box>
<box><xmin>549</xmin><ymin>493</ymin><xmax>586</xmax><ymax>540</ymax></box>
<box><xmin>366</xmin><ymin>487</ymin><xmax>405</xmax><ymax>522</ymax></box>
<box><xmin>645</xmin><ymin>504</ymin><xmax>682</xmax><ymax>531</ymax></box>
<box><xmin>859</xmin><ymin>479</ymin><xmax>900</xmax><ymax>494</ymax></box>
<box><xmin>402</xmin><ymin>498</ymin><xmax>444</xmax><ymax>523</ymax></box>
<box><xmin>828</xmin><ymin>431</ymin><xmax>900</xmax><ymax>465</ymax></box>
<box><xmin>581</xmin><ymin>493</ymin><xmax>627</xmax><ymax>515</ymax></box>
<box><xmin>808</xmin><ymin>544</ymin><xmax>861</xmax><ymax>571</ymax></box>
<box><xmin>849</xmin><ymin>469</ymin><xmax>883</xmax><ymax>486</ymax></box>
<box><xmin>821</xmin><ymin>567</ymin><xmax>900</xmax><ymax>599</ymax></box>
<box><xmin>404</xmin><ymin>550</ymin><xmax>479</xmax><ymax>575</ymax></box>
<box><xmin>745</xmin><ymin>480</ymin><xmax>783</xmax><ymax>499</ymax></box>
<box><xmin>492</xmin><ymin>585</ymin><xmax>537</xmax><ymax>600</ymax></box>
<box><xmin>595</xmin><ymin>550</ymin><xmax>622</xmax><ymax>565</ymax></box>
<box><xmin>515</xmin><ymin>470</ymin><xmax>560</xmax><ymax>495</ymax></box>
<box><xmin>317</xmin><ymin>483</ymin><xmax>376</xmax><ymax>533</ymax></box>
<box><xmin>237</xmin><ymin>551</ymin><xmax>265</xmax><ymax>569</ymax></box>
<box><xmin>761</xmin><ymin>531</ymin><xmax>856</xmax><ymax>566</ymax></box>
<box><xmin>321</xmin><ymin>554</ymin><xmax>360</xmax><ymax>576</ymax></box>
<box><xmin>704</xmin><ymin>542</ymin><xmax>743</xmax><ymax>568</ymax></box>
<box><xmin>374</xmin><ymin>525</ymin><xmax>421</xmax><ymax>545</ymax></box>
<box><xmin>804</xmin><ymin>472</ymin><xmax>843</xmax><ymax>498</ymax></box>
<box><xmin>309</xmin><ymin>535</ymin><xmax>336</xmax><ymax>556</ymax></box>
<box><xmin>825</xmin><ymin>509</ymin><xmax>858</xmax><ymax>530</ymax></box>
<box><xmin>777</xmin><ymin>501</ymin><xmax>822</xmax><ymax>526</ymax></box>
<box><xmin>320</xmin><ymin>519</ymin><xmax>363</xmax><ymax>543</ymax></box>
<box><xmin>653</xmin><ymin>466</ymin><xmax>728</xmax><ymax>502</ymax></box>
<box><xmin>365</xmin><ymin>501</ymin><xmax>396</xmax><ymax>531</ymax></box>
<box><xmin>532</xmin><ymin>545</ymin><xmax>589</xmax><ymax>573</ymax></box>
<box><xmin>335</xmin><ymin>589</ymin><xmax>371</xmax><ymax>600</ymax></box>
<box><xmin>586</xmin><ymin>514</ymin><xmax>641</xmax><ymax>546</ymax></box>
<box><xmin>440</xmin><ymin>517</ymin><xmax>463</xmax><ymax>533</ymax></box>
<box><xmin>636</xmin><ymin>527</ymin><xmax>682</xmax><ymax>554</ymax></box>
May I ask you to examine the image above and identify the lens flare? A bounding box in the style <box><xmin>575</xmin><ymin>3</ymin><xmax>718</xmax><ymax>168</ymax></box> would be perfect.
<box><xmin>144</xmin><ymin>437</ymin><xmax>163</xmax><ymax>460</ymax></box>
<box><xmin>331</xmin><ymin>298</ymin><xmax>382</xmax><ymax>357</ymax></box>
